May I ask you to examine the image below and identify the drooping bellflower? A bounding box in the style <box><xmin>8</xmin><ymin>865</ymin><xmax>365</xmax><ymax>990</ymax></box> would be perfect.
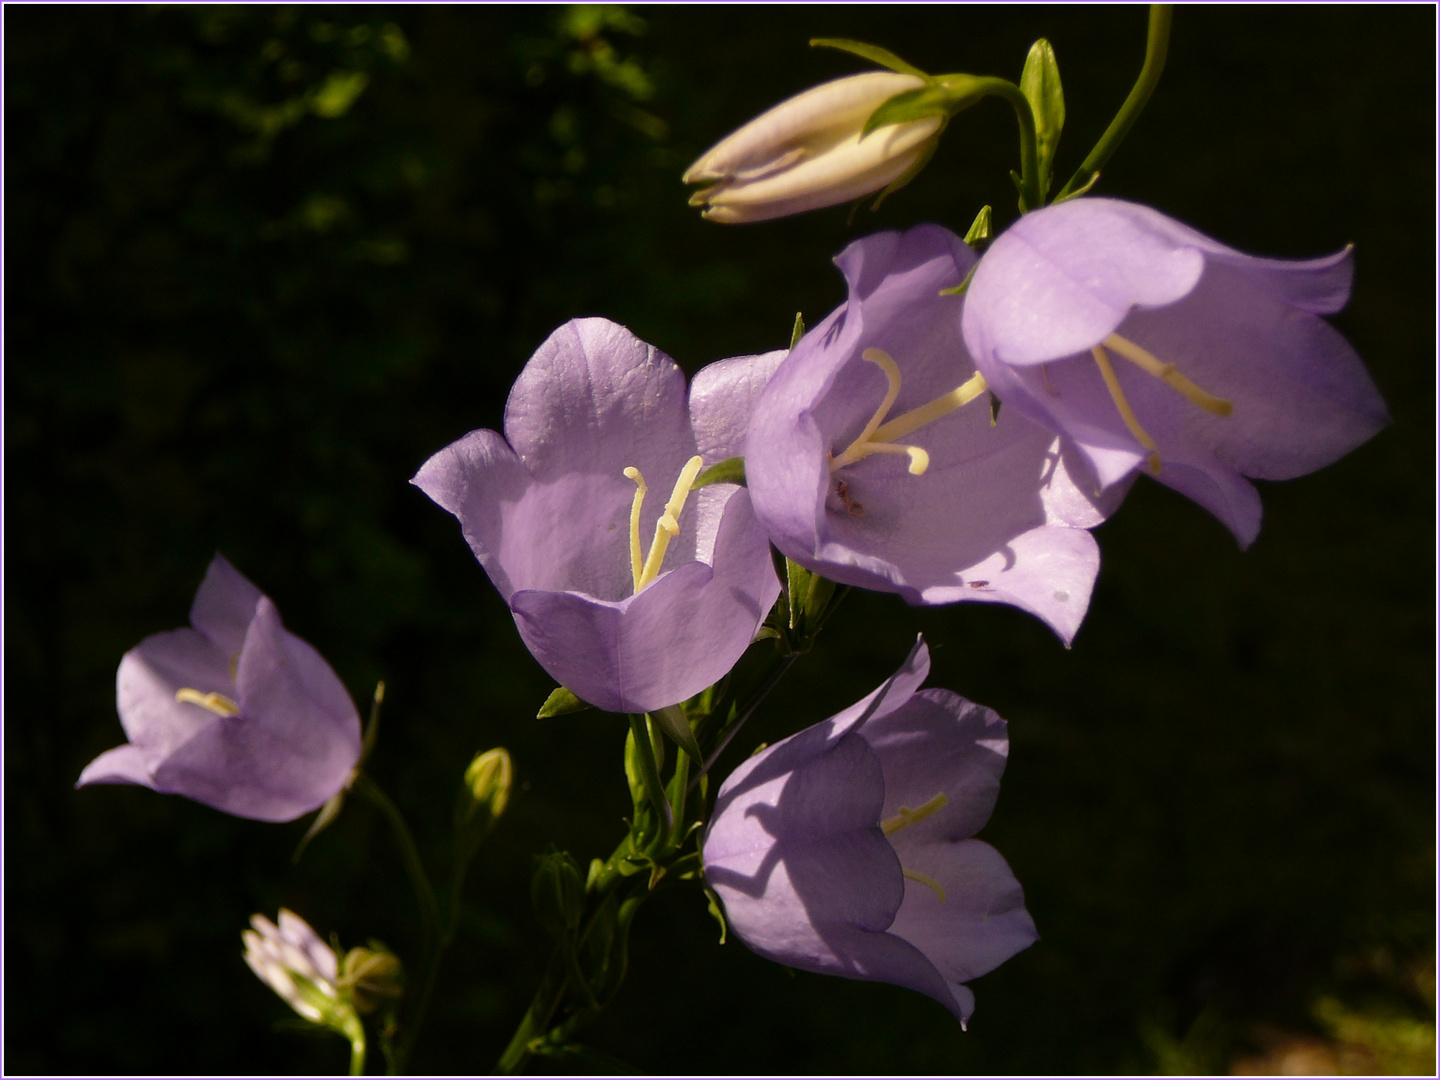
<box><xmin>413</xmin><ymin>318</ymin><xmax>783</xmax><ymax>715</ymax></box>
<box><xmin>77</xmin><ymin>556</ymin><xmax>362</xmax><ymax>822</ymax></box>
<box><xmin>746</xmin><ymin>224</ymin><xmax>1116</xmax><ymax>643</ymax></box>
<box><xmin>703</xmin><ymin>638</ymin><xmax>1037</xmax><ymax>1024</ymax></box>
<box><xmin>961</xmin><ymin>197</ymin><xmax>1389</xmax><ymax>545</ymax></box>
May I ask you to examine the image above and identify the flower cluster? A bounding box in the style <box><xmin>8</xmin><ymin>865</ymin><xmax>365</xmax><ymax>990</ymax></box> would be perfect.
<box><xmin>76</xmin><ymin>24</ymin><xmax>1391</xmax><ymax>1064</ymax></box>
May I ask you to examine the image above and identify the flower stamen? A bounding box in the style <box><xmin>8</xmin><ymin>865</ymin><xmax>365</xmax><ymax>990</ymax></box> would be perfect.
<box><xmin>1104</xmin><ymin>334</ymin><xmax>1232</xmax><ymax>416</ymax></box>
<box><xmin>623</xmin><ymin>455</ymin><xmax>706</xmax><ymax>593</ymax></box>
<box><xmin>829</xmin><ymin>348</ymin><xmax>988</xmax><ymax>475</ymax></box>
<box><xmin>1092</xmin><ymin>345</ymin><xmax>1163</xmax><ymax>474</ymax></box>
<box><xmin>881</xmin><ymin>792</ymin><xmax>948</xmax><ymax>835</ymax></box>
<box><xmin>902</xmin><ymin>868</ymin><xmax>946</xmax><ymax>902</ymax></box>
<box><xmin>175</xmin><ymin>688</ymin><xmax>240</xmax><ymax>716</ymax></box>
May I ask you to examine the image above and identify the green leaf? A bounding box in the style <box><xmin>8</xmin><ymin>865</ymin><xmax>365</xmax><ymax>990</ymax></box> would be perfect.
<box><xmin>703</xmin><ymin>884</ymin><xmax>728</xmax><ymax>944</ymax></box>
<box><xmin>964</xmin><ymin>205</ymin><xmax>993</xmax><ymax>247</ymax></box>
<box><xmin>789</xmin><ymin>311</ymin><xmax>806</xmax><ymax>350</ymax></box>
<box><xmin>690</xmin><ymin>456</ymin><xmax>744</xmax><ymax>490</ymax></box>
<box><xmin>1019</xmin><ymin>38</ymin><xmax>1065</xmax><ymax>197</ymax></box>
<box><xmin>809</xmin><ymin>37</ymin><xmax>928</xmax><ymax>78</ymax></box>
<box><xmin>649</xmin><ymin>703</ymin><xmax>703</xmax><ymax>768</ymax></box>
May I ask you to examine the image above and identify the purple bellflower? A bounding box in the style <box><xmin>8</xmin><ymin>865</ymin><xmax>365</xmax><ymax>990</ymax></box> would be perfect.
<box><xmin>745</xmin><ymin>224</ymin><xmax>1116</xmax><ymax>644</ymax></box>
<box><xmin>77</xmin><ymin>556</ymin><xmax>363</xmax><ymax>822</ymax></box>
<box><xmin>413</xmin><ymin>318</ymin><xmax>783</xmax><ymax>715</ymax></box>
<box><xmin>961</xmin><ymin>197</ymin><xmax>1389</xmax><ymax>546</ymax></box>
<box><xmin>703</xmin><ymin>637</ymin><xmax>1037</xmax><ymax>1025</ymax></box>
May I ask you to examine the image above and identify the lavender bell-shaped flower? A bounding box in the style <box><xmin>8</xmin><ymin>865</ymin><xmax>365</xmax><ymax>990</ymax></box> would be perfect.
<box><xmin>413</xmin><ymin>318</ymin><xmax>783</xmax><ymax>715</ymax></box>
<box><xmin>703</xmin><ymin>637</ymin><xmax>1037</xmax><ymax>1025</ymax></box>
<box><xmin>960</xmin><ymin>197</ymin><xmax>1389</xmax><ymax>546</ymax></box>
<box><xmin>77</xmin><ymin>556</ymin><xmax>363</xmax><ymax>822</ymax></box>
<box><xmin>746</xmin><ymin>224</ymin><xmax>1116</xmax><ymax>644</ymax></box>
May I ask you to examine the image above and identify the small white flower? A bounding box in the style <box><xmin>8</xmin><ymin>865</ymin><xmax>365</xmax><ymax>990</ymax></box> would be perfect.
<box><xmin>684</xmin><ymin>72</ymin><xmax>942</xmax><ymax>223</ymax></box>
<box><xmin>242</xmin><ymin>909</ymin><xmax>340</xmax><ymax>1024</ymax></box>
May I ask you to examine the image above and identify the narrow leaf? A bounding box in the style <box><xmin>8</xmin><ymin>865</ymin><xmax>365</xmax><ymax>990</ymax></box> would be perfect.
<box><xmin>789</xmin><ymin>311</ymin><xmax>806</xmax><ymax>350</ymax></box>
<box><xmin>964</xmin><ymin>205</ymin><xmax>993</xmax><ymax>246</ymax></box>
<box><xmin>809</xmin><ymin>37</ymin><xmax>928</xmax><ymax>78</ymax></box>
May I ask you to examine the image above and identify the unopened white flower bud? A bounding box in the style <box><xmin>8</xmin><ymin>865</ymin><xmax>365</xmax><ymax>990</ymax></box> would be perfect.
<box><xmin>684</xmin><ymin>72</ymin><xmax>942</xmax><ymax>223</ymax></box>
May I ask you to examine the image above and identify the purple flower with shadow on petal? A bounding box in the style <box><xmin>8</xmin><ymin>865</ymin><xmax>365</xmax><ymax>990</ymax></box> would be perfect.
<box><xmin>413</xmin><ymin>318</ymin><xmax>784</xmax><ymax>715</ymax></box>
<box><xmin>77</xmin><ymin>556</ymin><xmax>363</xmax><ymax>822</ymax></box>
<box><xmin>961</xmin><ymin>197</ymin><xmax>1389</xmax><ymax>547</ymax></box>
<box><xmin>703</xmin><ymin>636</ymin><xmax>1036</xmax><ymax>1026</ymax></box>
<box><xmin>746</xmin><ymin>224</ymin><xmax>1118</xmax><ymax>644</ymax></box>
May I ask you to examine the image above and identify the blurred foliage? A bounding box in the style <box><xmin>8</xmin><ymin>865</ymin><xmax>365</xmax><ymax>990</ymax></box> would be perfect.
<box><xmin>5</xmin><ymin>4</ymin><xmax>1434</xmax><ymax>1075</ymax></box>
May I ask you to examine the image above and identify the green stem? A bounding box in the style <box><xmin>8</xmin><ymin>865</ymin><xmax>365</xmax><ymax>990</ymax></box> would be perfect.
<box><xmin>1055</xmin><ymin>3</ymin><xmax>1173</xmax><ymax>202</ymax></box>
<box><xmin>349</xmin><ymin>1034</ymin><xmax>366</xmax><ymax>1077</ymax></box>
<box><xmin>972</xmin><ymin>76</ymin><xmax>1043</xmax><ymax>212</ymax></box>
<box><xmin>627</xmin><ymin>714</ymin><xmax>673</xmax><ymax>837</ymax></box>
<box><xmin>495</xmin><ymin>948</ymin><xmax>568</xmax><ymax>1075</ymax></box>
<box><xmin>354</xmin><ymin>775</ymin><xmax>444</xmax><ymax>1074</ymax></box>
<box><xmin>354</xmin><ymin>776</ymin><xmax>442</xmax><ymax>939</ymax></box>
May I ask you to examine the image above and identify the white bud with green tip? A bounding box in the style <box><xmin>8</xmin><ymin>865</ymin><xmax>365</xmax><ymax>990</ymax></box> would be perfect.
<box><xmin>683</xmin><ymin>72</ymin><xmax>943</xmax><ymax>223</ymax></box>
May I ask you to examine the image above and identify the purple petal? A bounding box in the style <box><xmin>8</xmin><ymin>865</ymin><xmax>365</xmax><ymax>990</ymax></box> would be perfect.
<box><xmin>503</xmin><ymin>318</ymin><xmax>696</xmax><ymax>486</ymax></box>
<box><xmin>153</xmin><ymin>599</ymin><xmax>361</xmax><ymax>822</ymax></box>
<box><xmin>76</xmin><ymin>743</ymin><xmax>153</xmax><ymax>788</ymax></box>
<box><xmin>861</xmin><ymin>688</ymin><xmax>1008</xmax><ymax>842</ymax></box>
<box><xmin>278</xmin><ymin>909</ymin><xmax>338</xmax><ymax>983</ymax></box>
<box><xmin>688</xmin><ymin>349</ymin><xmax>788</xmax><ymax>462</ymax></box>
<box><xmin>964</xmin><ymin>198</ymin><xmax>1206</xmax><ymax>367</ymax></box>
<box><xmin>114</xmin><ymin>628</ymin><xmax>234</xmax><ymax>767</ymax></box>
<box><xmin>510</xmin><ymin>488</ymin><xmax>778</xmax><ymax>713</ymax></box>
<box><xmin>188</xmin><ymin>555</ymin><xmax>263</xmax><ymax>655</ymax></box>
<box><xmin>411</xmin><ymin>428</ymin><xmax>531</xmax><ymax>600</ymax></box>
<box><xmin>886</xmin><ymin>838</ymin><xmax>1038</xmax><ymax>986</ymax></box>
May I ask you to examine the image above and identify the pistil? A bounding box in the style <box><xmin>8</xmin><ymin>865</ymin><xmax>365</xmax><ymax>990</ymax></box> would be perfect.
<box><xmin>902</xmin><ymin>868</ymin><xmax>946</xmax><ymax>902</ymax></box>
<box><xmin>881</xmin><ymin>792</ymin><xmax>948</xmax><ymax>835</ymax></box>
<box><xmin>175</xmin><ymin>688</ymin><xmax>240</xmax><ymax>716</ymax></box>
<box><xmin>829</xmin><ymin>349</ymin><xmax>988</xmax><ymax>475</ymax></box>
<box><xmin>622</xmin><ymin>455</ymin><xmax>706</xmax><ymax>593</ymax></box>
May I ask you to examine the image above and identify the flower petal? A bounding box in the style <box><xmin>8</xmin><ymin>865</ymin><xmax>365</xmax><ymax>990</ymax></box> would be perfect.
<box><xmin>188</xmin><ymin>554</ymin><xmax>264</xmax><ymax>656</ymax></box>
<box><xmin>152</xmin><ymin>599</ymin><xmax>361</xmax><ymax>822</ymax></box>
<box><xmin>688</xmin><ymin>349</ymin><xmax>788</xmax><ymax>463</ymax></box>
<box><xmin>76</xmin><ymin>743</ymin><xmax>153</xmax><ymax>789</ymax></box>
<box><xmin>503</xmin><ymin>318</ymin><xmax>696</xmax><ymax>485</ymax></box>
<box><xmin>885</xmin><ymin>838</ymin><xmax>1038</xmax><ymax>986</ymax></box>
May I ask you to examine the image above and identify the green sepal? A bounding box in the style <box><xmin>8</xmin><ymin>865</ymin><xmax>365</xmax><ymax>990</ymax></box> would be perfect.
<box><xmin>785</xmin><ymin>559</ymin><xmax>812</xmax><ymax>631</ymax></box>
<box><xmin>809</xmin><ymin>37</ymin><xmax>928</xmax><ymax>78</ymax></box>
<box><xmin>964</xmin><ymin>205</ymin><xmax>993</xmax><ymax>247</ymax></box>
<box><xmin>690</xmin><ymin>456</ymin><xmax>745</xmax><ymax>490</ymax></box>
<box><xmin>649</xmin><ymin>703</ymin><xmax>704</xmax><ymax>768</ymax></box>
<box><xmin>939</xmin><ymin>261</ymin><xmax>979</xmax><ymax>298</ymax></box>
<box><xmin>869</xmin><ymin>133</ymin><xmax>941</xmax><ymax>211</ymax></box>
<box><xmin>863</xmin><ymin>74</ymin><xmax>986</xmax><ymax>136</ymax></box>
<box><xmin>703</xmin><ymin>883</ymin><xmax>728</xmax><ymax>944</ymax></box>
<box><xmin>292</xmin><ymin>785</ymin><xmax>348</xmax><ymax>864</ymax></box>
<box><xmin>789</xmin><ymin>311</ymin><xmax>806</xmax><ymax>350</ymax></box>
<box><xmin>1019</xmin><ymin>38</ymin><xmax>1065</xmax><ymax>198</ymax></box>
<box><xmin>537</xmin><ymin>686</ymin><xmax>590</xmax><ymax>719</ymax></box>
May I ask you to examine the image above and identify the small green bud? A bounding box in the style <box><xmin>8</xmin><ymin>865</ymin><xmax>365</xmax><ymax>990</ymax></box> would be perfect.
<box><xmin>339</xmin><ymin>944</ymin><xmax>405</xmax><ymax>1015</ymax></box>
<box><xmin>462</xmin><ymin>747</ymin><xmax>513</xmax><ymax>824</ymax></box>
<box><xmin>531</xmin><ymin>848</ymin><xmax>585</xmax><ymax>941</ymax></box>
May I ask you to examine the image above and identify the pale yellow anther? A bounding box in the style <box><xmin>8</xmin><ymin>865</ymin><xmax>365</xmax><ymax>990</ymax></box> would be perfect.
<box><xmin>902</xmin><ymin>868</ymin><xmax>946</xmax><ymax>902</ymax></box>
<box><xmin>625</xmin><ymin>455</ymin><xmax>705</xmax><ymax>593</ymax></box>
<box><xmin>1103</xmin><ymin>334</ymin><xmax>1232</xmax><ymax>416</ymax></box>
<box><xmin>829</xmin><ymin>349</ymin><xmax>987</xmax><ymax>475</ymax></box>
<box><xmin>175</xmin><ymin>688</ymin><xmax>240</xmax><ymax>717</ymax></box>
<box><xmin>881</xmin><ymin>792</ymin><xmax>949</xmax><ymax>835</ymax></box>
<box><xmin>1092</xmin><ymin>345</ymin><xmax>1163</xmax><ymax>475</ymax></box>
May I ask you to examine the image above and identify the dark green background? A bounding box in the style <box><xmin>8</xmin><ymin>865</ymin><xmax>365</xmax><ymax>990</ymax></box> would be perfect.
<box><xmin>7</xmin><ymin>5</ymin><xmax>1433</xmax><ymax>1074</ymax></box>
